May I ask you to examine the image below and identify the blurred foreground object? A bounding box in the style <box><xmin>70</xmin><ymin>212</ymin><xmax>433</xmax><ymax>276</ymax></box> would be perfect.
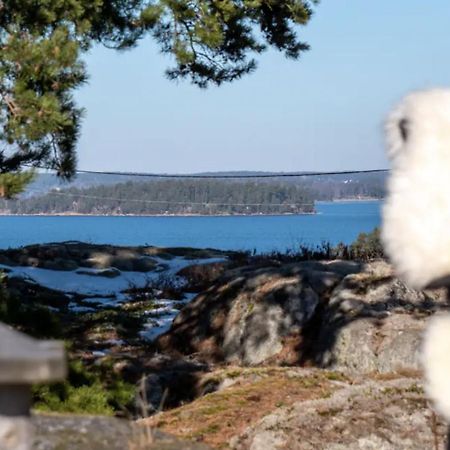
<box><xmin>383</xmin><ymin>89</ymin><xmax>450</xmax><ymax>291</ymax></box>
<box><xmin>0</xmin><ymin>323</ymin><xmax>66</xmax><ymax>450</ymax></box>
<box><xmin>382</xmin><ymin>89</ymin><xmax>450</xmax><ymax>427</ymax></box>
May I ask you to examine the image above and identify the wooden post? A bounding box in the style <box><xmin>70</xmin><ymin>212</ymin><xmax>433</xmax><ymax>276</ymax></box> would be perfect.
<box><xmin>0</xmin><ymin>323</ymin><xmax>66</xmax><ymax>450</ymax></box>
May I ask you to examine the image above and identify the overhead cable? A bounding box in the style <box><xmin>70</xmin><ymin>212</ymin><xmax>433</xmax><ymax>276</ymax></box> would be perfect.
<box><xmin>27</xmin><ymin>165</ymin><xmax>390</xmax><ymax>179</ymax></box>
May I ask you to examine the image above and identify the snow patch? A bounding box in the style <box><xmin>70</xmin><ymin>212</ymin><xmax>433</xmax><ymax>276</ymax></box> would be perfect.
<box><xmin>0</xmin><ymin>257</ymin><xmax>225</xmax><ymax>297</ymax></box>
<box><xmin>1</xmin><ymin>255</ymin><xmax>224</xmax><ymax>342</ymax></box>
<box><xmin>68</xmin><ymin>303</ymin><xmax>96</xmax><ymax>313</ymax></box>
<box><xmin>140</xmin><ymin>314</ymin><xmax>175</xmax><ymax>341</ymax></box>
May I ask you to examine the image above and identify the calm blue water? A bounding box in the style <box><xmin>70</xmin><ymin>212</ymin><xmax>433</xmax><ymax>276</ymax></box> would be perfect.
<box><xmin>0</xmin><ymin>201</ymin><xmax>381</xmax><ymax>252</ymax></box>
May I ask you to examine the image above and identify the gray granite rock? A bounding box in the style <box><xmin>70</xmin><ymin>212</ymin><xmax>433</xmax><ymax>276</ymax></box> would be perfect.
<box><xmin>157</xmin><ymin>263</ymin><xmax>339</xmax><ymax>365</ymax></box>
<box><xmin>232</xmin><ymin>378</ymin><xmax>446</xmax><ymax>450</ymax></box>
<box><xmin>158</xmin><ymin>260</ymin><xmax>446</xmax><ymax>373</ymax></box>
<box><xmin>311</xmin><ymin>260</ymin><xmax>446</xmax><ymax>373</ymax></box>
<box><xmin>32</xmin><ymin>415</ymin><xmax>211</xmax><ymax>450</ymax></box>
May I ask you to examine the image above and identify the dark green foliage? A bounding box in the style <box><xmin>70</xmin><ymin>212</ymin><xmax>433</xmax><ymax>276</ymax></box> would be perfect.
<box><xmin>252</xmin><ymin>228</ymin><xmax>384</xmax><ymax>263</ymax></box>
<box><xmin>0</xmin><ymin>272</ymin><xmax>136</xmax><ymax>415</ymax></box>
<box><xmin>0</xmin><ymin>170</ymin><xmax>35</xmax><ymax>198</ymax></box>
<box><xmin>0</xmin><ymin>274</ymin><xmax>63</xmax><ymax>338</ymax></box>
<box><xmin>252</xmin><ymin>241</ymin><xmax>338</xmax><ymax>263</ymax></box>
<box><xmin>349</xmin><ymin>227</ymin><xmax>383</xmax><ymax>261</ymax></box>
<box><xmin>149</xmin><ymin>0</ymin><xmax>316</xmax><ymax>87</ymax></box>
<box><xmin>1</xmin><ymin>1</ymin><xmax>317</xmax><ymax>179</ymax></box>
<box><xmin>32</xmin><ymin>360</ymin><xmax>135</xmax><ymax>415</ymax></box>
<box><xmin>0</xmin><ymin>25</ymin><xmax>86</xmax><ymax>176</ymax></box>
<box><xmin>2</xmin><ymin>179</ymin><xmax>316</xmax><ymax>215</ymax></box>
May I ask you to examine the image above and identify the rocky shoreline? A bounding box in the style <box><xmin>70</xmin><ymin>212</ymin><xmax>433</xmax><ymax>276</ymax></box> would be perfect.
<box><xmin>0</xmin><ymin>242</ymin><xmax>447</xmax><ymax>449</ymax></box>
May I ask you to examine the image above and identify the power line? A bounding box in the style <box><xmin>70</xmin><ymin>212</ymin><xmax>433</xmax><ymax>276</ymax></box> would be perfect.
<box><xmin>29</xmin><ymin>165</ymin><xmax>390</xmax><ymax>179</ymax></box>
<box><xmin>16</xmin><ymin>166</ymin><xmax>386</xmax><ymax>209</ymax></box>
<box><xmin>73</xmin><ymin>168</ymin><xmax>389</xmax><ymax>179</ymax></box>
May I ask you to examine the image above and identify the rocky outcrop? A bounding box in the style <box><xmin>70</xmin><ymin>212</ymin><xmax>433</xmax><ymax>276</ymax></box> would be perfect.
<box><xmin>233</xmin><ymin>376</ymin><xmax>444</xmax><ymax>450</ymax></box>
<box><xmin>157</xmin><ymin>261</ymin><xmax>351</xmax><ymax>365</ymax></box>
<box><xmin>32</xmin><ymin>415</ymin><xmax>211</xmax><ymax>450</ymax></box>
<box><xmin>3</xmin><ymin>245</ymin><xmax>448</xmax><ymax>450</ymax></box>
<box><xmin>0</xmin><ymin>242</ymin><xmax>229</xmax><ymax>272</ymax></box>
<box><xmin>310</xmin><ymin>260</ymin><xmax>446</xmax><ymax>374</ymax></box>
<box><xmin>157</xmin><ymin>260</ymin><xmax>447</xmax><ymax>373</ymax></box>
<box><xmin>144</xmin><ymin>367</ymin><xmax>447</xmax><ymax>450</ymax></box>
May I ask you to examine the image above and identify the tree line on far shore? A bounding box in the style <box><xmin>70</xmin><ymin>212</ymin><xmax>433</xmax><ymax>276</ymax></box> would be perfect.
<box><xmin>0</xmin><ymin>173</ymin><xmax>386</xmax><ymax>216</ymax></box>
<box><xmin>0</xmin><ymin>180</ymin><xmax>315</xmax><ymax>216</ymax></box>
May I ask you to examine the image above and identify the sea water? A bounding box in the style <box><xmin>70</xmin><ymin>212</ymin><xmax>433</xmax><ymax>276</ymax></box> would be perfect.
<box><xmin>0</xmin><ymin>200</ymin><xmax>381</xmax><ymax>252</ymax></box>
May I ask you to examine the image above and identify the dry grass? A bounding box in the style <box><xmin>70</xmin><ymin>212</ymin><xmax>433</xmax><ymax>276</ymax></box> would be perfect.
<box><xmin>368</xmin><ymin>368</ymin><xmax>422</xmax><ymax>381</ymax></box>
<box><xmin>138</xmin><ymin>368</ymin><xmax>336</xmax><ymax>448</ymax></box>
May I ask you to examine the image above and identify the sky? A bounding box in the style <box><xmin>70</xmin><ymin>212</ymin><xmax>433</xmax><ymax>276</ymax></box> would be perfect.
<box><xmin>75</xmin><ymin>1</ymin><xmax>450</xmax><ymax>174</ymax></box>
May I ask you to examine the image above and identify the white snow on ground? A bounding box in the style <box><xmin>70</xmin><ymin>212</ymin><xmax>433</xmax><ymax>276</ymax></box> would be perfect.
<box><xmin>140</xmin><ymin>313</ymin><xmax>177</xmax><ymax>341</ymax></box>
<box><xmin>68</xmin><ymin>303</ymin><xmax>96</xmax><ymax>313</ymax></box>
<box><xmin>0</xmin><ymin>257</ymin><xmax>225</xmax><ymax>296</ymax></box>
<box><xmin>139</xmin><ymin>296</ymin><xmax>191</xmax><ymax>341</ymax></box>
<box><xmin>0</xmin><ymin>264</ymin><xmax>155</xmax><ymax>296</ymax></box>
<box><xmin>0</xmin><ymin>256</ymin><xmax>225</xmax><ymax>342</ymax></box>
<box><xmin>82</xmin><ymin>297</ymin><xmax>125</xmax><ymax>307</ymax></box>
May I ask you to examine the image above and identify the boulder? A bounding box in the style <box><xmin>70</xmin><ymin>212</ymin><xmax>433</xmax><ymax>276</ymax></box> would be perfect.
<box><xmin>158</xmin><ymin>260</ymin><xmax>446</xmax><ymax>373</ymax></box>
<box><xmin>309</xmin><ymin>261</ymin><xmax>446</xmax><ymax>373</ymax></box>
<box><xmin>157</xmin><ymin>262</ymin><xmax>347</xmax><ymax>365</ymax></box>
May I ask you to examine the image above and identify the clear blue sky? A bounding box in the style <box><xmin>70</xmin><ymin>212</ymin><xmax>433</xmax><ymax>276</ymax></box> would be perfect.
<box><xmin>76</xmin><ymin>0</ymin><xmax>450</xmax><ymax>173</ymax></box>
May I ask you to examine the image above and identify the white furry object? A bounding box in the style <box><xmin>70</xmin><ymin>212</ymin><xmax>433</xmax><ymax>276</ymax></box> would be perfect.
<box><xmin>382</xmin><ymin>88</ymin><xmax>450</xmax><ymax>290</ymax></box>
<box><xmin>422</xmin><ymin>315</ymin><xmax>450</xmax><ymax>420</ymax></box>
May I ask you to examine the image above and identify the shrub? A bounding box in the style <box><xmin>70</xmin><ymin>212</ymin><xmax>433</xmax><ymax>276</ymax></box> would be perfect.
<box><xmin>251</xmin><ymin>228</ymin><xmax>384</xmax><ymax>263</ymax></box>
<box><xmin>349</xmin><ymin>227</ymin><xmax>384</xmax><ymax>261</ymax></box>
<box><xmin>32</xmin><ymin>360</ymin><xmax>135</xmax><ymax>415</ymax></box>
<box><xmin>32</xmin><ymin>383</ymin><xmax>114</xmax><ymax>415</ymax></box>
<box><xmin>0</xmin><ymin>273</ymin><xmax>62</xmax><ymax>338</ymax></box>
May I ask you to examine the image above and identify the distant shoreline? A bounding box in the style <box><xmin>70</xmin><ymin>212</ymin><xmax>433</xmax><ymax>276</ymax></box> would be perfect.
<box><xmin>317</xmin><ymin>198</ymin><xmax>383</xmax><ymax>203</ymax></box>
<box><xmin>0</xmin><ymin>211</ymin><xmax>317</xmax><ymax>218</ymax></box>
<box><xmin>0</xmin><ymin>198</ymin><xmax>385</xmax><ymax>217</ymax></box>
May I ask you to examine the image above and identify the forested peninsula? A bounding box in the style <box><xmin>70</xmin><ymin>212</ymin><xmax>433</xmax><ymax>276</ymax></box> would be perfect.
<box><xmin>0</xmin><ymin>180</ymin><xmax>316</xmax><ymax>216</ymax></box>
<box><xmin>0</xmin><ymin>172</ymin><xmax>386</xmax><ymax>216</ymax></box>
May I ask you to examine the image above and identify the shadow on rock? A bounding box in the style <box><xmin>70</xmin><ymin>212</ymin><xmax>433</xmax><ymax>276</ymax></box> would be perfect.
<box><xmin>156</xmin><ymin>260</ymin><xmax>448</xmax><ymax>374</ymax></box>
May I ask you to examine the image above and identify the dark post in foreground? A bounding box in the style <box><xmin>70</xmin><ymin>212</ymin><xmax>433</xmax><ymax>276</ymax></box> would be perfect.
<box><xmin>0</xmin><ymin>323</ymin><xmax>66</xmax><ymax>450</ymax></box>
